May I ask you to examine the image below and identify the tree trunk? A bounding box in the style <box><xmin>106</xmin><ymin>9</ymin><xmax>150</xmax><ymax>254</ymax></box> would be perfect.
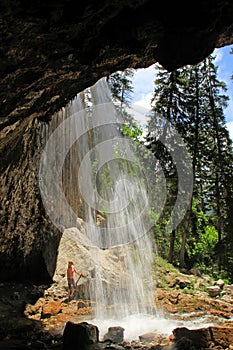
<box><xmin>179</xmin><ymin>231</ymin><xmax>187</xmax><ymax>268</ymax></box>
<box><xmin>179</xmin><ymin>205</ymin><xmax>191</xmax><ymax>268</ymax></box>
<box><xmin>168</xmin><ymin>229</ymin><xmax>175</xmax><ymax>263</ymax></box>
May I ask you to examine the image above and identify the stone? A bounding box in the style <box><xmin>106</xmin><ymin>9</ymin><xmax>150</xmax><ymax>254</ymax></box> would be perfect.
<box><xmin>206</xmin><ymin>285</ymin><xmax>221</xmax><ymax>297</ymax></box>
<box><xmin>30</xmin><ymin>340</ymin><xmax>46</xmax><ymax>349</ymax></box>
<box><xmin>103</xmin><ymin>326</ymin><xmax>125</xmax><ymax>343</ymax></box>
<box><xmin>41</xmin><ymin>300</ymin><xmax>62</xmax><ymax>318</ymax></box>
<box><xmin>173</xmin><ymin>326</ymin><xmax>212</xmax><ymax>348</ymax></box>
<box><xmin>174</xmin><ymin>277</ymin><xmax>191</xmax><ymax>289</ymax></box>
<box><xmin>173</xmin><ymin>325</ymin><xmax>233</xmax><ymax>349</ymax></box>
<box><xmin>223</xmin><ymin>284</ymin><xmax>233</xmax><ymax>295</ymax></box>
<box><xmin>215</xmin><ymin>279</ymin><xmax>225</xmax><ymax>289</ymax></box>
<box><xmin>169</xmin><ymin>277</ymin><xmax>191</xmax><ymax>289</ymax></box>
<box><xmin>76</xmin><ymin>217</ymin><xmax>85</xmax><ymax>233</ymax></box>
<box><xmin>189</xmin><ymin>268</ymin><xmax>202</xmax><ymax>277</ymax></box>
<box><xmin>139</xmin><ymin>332</ymin><xmax>157</xmax><ymax>343</ymax></box>
<box><xmin>210</xmin><ymin>326</ymin><xmax>233</xmax><ymax>347</ymax></box>
<box><xmin>53</xmin><ymin>227</ymin><xmax>139</xmax><ymax>301</ymax></box>
<box><xmin>63</xmin><ymin>321</ymin><xmax>99</xmax><ymax>350</ymax></box>
<box><xmin>24</xmin><ymin>298</ymin><xmax>44</xmax><ymax>317</ymax></box>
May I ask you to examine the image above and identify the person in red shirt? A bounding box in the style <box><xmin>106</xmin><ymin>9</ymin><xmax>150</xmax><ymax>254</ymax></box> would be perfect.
<box><xmin>67</xmin><ymin>260</ymin><xmax>82</xmax><ymax>300</ymax></box>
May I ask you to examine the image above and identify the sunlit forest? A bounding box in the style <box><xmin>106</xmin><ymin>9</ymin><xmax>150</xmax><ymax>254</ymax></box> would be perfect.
<box><xmin>108</xmin><ymin>53</ymin><xmax>233</xmax><ymax>283</ymax></box>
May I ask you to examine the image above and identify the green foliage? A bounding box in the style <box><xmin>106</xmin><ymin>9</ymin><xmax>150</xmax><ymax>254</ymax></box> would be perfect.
<box><xmin>187</xmin><ymin>224</ymin><xmax>218</xmax><ymax>265</ymax></box>
<box><xmin>146</xmin><ymin>54</ymin><xmax>233</xmax><ymax>280</ymax></box>
<box><xmin>188</xmin><ymin>199</ymin><xmax>218</xmax><ymax>265</ymax></box>
<box><xmin>107</xmin><ymin>61</ymin><xmax>233</xmax><ymax>281</ymax></box>
<box><xmin>121</xmin><ymin>123</ymin><xmax>143</xmax><ymax>141</ymax></box>
<box><xmin>99</xmin><ymin>165</ymin><xmax>113</xmax><ymax>188</ymax></box>
<box><xmin>153</xmin><ymin>255</ymin><xmax>178</xmax><ymax>274</ymax></box>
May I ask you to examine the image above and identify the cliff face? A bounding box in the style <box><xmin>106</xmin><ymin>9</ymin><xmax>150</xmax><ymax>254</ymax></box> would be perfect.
<box><xmin>1</xmin><ymin>0</ymin><xmax>233</xmax><ymax>283</ymax></box>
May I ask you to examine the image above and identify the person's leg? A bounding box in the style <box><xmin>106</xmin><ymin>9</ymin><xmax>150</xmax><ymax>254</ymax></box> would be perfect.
<box><xmin>68</xmin><ymin>280</ymin><xmax>72</xmax><ymax>300</ymax></box>
<box><xmin>70</xmin><ymin>279</ymin><xmax>75</xmax><ymax>299</ymax></box>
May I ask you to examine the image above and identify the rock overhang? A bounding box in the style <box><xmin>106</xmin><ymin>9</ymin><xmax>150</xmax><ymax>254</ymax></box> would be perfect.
<box><xmin>1</xmin><ymin>0</ymin><xmax>233</xmax><ymax>130</ymax></box>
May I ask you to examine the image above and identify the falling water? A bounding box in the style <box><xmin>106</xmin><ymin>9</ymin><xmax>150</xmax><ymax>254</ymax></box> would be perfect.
<box><xmin>40</xmin><ymin>77</ymin><xmax>161</xmax><ymax>320</ymax></box>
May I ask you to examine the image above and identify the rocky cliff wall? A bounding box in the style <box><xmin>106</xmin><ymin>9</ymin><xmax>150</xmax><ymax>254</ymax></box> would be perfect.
<box><xmin>1</xmin><ymin>0</ymin><xmax>233</xmax><ymax>283</ymax></box>
<box><xmin>0</xmin><ymin>118</ymin><xmax>62</xmax><ymax>283</ymax></box>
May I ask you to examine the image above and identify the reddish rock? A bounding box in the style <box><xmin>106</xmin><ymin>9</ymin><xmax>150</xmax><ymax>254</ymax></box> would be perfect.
<box><xmin>211</xmin><ymin>326</ymin><xmax>233</xmax><ymax>347</ymax></box>
<box><xmin>165</xmin><ymin>304</ymin><xmax>178</xmax><ymax>313</ymax></box>
<box><xmin>41</xmin><ymin>300</ymin><xmax>62</xmax><ymax>318</ymax></box>
<box><xmin>171</xmin><ymin>277</ymin><xmax>191</xmax><ymax>289</ymax></box>
<box><xmin>209</xmin><ymin>309</ymin><xmax>232</xmax><ymax>319</ymax></box>
<box><xmin>24</xmin><ymin>298</ymin><xmax>44</xmax><ymax>317</ymax></box>
<box><xmin>206</xmin><ymin>285</ymin><xmax>221</xmax><ymax>297</ymax></box>
<box><xmin>52</xmin><ymin>313</ymin><xmax>73</xmax><ymax>323</ymax></box>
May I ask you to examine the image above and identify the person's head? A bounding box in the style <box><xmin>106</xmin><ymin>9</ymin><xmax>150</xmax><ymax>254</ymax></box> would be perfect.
<box><xmin>68</xmin><ymin>260</ymin><xmax>73</xmax><ymax>266</ymax></box>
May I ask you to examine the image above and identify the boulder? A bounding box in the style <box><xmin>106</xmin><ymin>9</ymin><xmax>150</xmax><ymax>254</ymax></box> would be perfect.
<box><xmin>173</xmin><ymin>325</ymin><xmax>233</xmax><ymax>349</ymax></box>
<box><xmin>103</xmin><ymin>326</ymin><xmax>124</xmax><ymax>343</ymax></box>
<box><xmin>41</xmin><ymin>300</ymin><xmax>62</xmax><ymax>318</ymax></box>
<box><xmin>206</xmin><ymin>285</ymin><xmax>221</xmax><ymax>297</ymax></box>
<box><xmin>170</xmin><ymin>277</ymin><xmax>191</xmax><ymax>289</ymax></box>
<box><xmin>215</xmin><ymin>279</ymin><xmax>225</xmax><ymax>289</ymax></box>
<box><xmin>139</xmin><ymin>332</ymin><xmax>157</xmax><ymax>343</ymax></box>
<box><xmin>53</xmin><ymin>227</ymin><xmax>137</xmax><ymax>301</ymax></box>
<box><xmin>223</xmin><ymin>284</ymin><xmax>233</xmax><ymax>296</ymax></box>
<box><xmin>63</xmin><ymin>321</ymin><xmax>99</xmax><ymax>350</ymax></box>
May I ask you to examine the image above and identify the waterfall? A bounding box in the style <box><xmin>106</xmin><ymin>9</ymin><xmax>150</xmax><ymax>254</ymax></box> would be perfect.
<box><xmin>40</xmin><ymin>77</ymin><xmax>158</xmax><ymax>320</ymax></box>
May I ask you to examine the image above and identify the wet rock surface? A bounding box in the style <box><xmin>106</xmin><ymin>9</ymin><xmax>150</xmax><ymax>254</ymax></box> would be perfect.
<box><xmin>1</xmin><ymin>268</ymin><xmax>233</xmax><ymax>349</ymax></box>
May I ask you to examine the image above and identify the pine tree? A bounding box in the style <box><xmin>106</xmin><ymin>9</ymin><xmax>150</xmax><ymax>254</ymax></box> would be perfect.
<box><xmin>147</xmin><ymin>56</ymin><xmax>233</xmax><ymax>278</ymax></box>
<box><xmin>108</xmin><ymin>69</ymin><xmax>134</xmax><ymax>107</ymax></box>
<box><xmin>202</xmin><ymin>56</ymin><xmax>233</xmax><ymax>275</ymax></box>
<box><xmin>146</xmin><ymin>64</ymin><xmax>191</xmax><ymax>266</ymax></box>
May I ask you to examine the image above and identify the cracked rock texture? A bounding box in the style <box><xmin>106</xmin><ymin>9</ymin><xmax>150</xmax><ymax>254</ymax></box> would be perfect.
<box><xmin>1</xmin><ymin>0</ymin><xmax>233</xmax><ymax>283</ymax></box>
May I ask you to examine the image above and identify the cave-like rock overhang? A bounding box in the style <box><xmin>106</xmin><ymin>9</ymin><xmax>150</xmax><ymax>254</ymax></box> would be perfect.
<box><xmin>1</xmin><ymin>0</ymin><xmax>233</xmax><ymax>284</ymax></box>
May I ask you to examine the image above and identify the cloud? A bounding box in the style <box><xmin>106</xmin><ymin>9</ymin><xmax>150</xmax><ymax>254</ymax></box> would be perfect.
<box><xmin>224</xmin><ymin>98</ymin><xmax>233</xmax><ymax>125</ymax></box>
<box><xmin>130</xmin><ymin>49</ymin><xmax>233</xmax><ymax>130</ymax></box>
<box><xmin>226</xmin><ymin>121</ymin><xmax>233</xmax><ymax>140</ymax></box>
<box><xmin>126</xmin><ymin>103</ymin><xmax>150</xmax><ymax>126</ymax></box>
<box><xmin>213</xmin><ymin>48</ymin><xmax>223</xmax><ymax>63</ymax></box>
<box><xmin>132</xmin><ymin>92</ymin><xmax>153</xmax><ymax>109</ymax></box>
<box><xmin>131</xmin><ymin>64</ymin><xmax>155</xmax><ymax>103</ymax></box>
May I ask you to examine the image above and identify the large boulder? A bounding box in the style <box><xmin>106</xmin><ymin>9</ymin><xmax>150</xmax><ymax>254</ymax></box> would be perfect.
<box><xmin>173</xmin><ymin>325</ymin><xmax>233</xmax><ymax>349</ymax></box>
<box><xmin>63</xmin><ymin>321</ymin><xmax>99</xmax><ymax>350</ymax></box>
<box><xmin>53</xmin><ymin>227</ymin><xmax>134</xmax><ymax>300</ymax></box>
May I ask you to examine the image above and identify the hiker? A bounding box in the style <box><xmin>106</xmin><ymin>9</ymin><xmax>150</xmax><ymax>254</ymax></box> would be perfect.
<box><xmin>67</xmin><ymin>261</ymin><xmax>82</xmax><ymax>300</ymax></box>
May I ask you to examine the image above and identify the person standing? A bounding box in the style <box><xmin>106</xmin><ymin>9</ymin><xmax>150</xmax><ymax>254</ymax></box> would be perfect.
<box><xmin>67</xmin><ymin>261</ymin><xmax>82</xmax><ymax>300</ymax></box>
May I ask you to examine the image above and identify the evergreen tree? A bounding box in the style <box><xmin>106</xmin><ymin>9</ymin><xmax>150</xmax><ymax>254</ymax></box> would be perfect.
<box><xmin>202</xmin><ymin>56</ymin><xmax>233</xmax><ymax>276</ymax></box>
<box><xmin>108</xmin><ymin>69</ymin><xmax>134</xmax><ymax>108</ymax></box>
<box><xmin>147</xmin><ymin>56</ymin><xmax>233</xmax><ymax>279</ymax></box>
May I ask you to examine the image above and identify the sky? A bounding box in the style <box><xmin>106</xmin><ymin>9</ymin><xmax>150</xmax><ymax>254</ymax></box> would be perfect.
<box><xmin>129</xmin><ymin>44</ymin><xmax>233</xmax><ymax>139</ymax></box>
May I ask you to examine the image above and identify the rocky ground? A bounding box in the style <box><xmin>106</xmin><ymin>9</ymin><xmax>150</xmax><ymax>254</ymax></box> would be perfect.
<box><xmin>0</xmin><ymin>257</ymin><xmax>233</xmax><ymax>349</ymax></box>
